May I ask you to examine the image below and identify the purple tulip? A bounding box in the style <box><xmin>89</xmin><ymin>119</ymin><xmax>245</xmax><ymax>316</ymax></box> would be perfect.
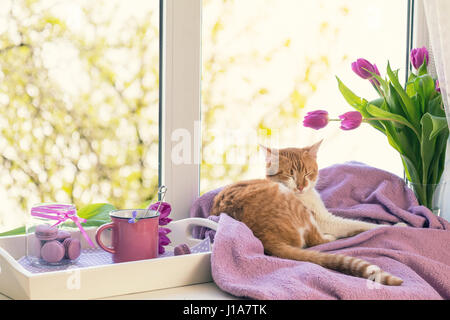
<box><xmin>339</xmin><ymin>111</ymin><xmax>363</xmax><ymax>130</ymax></box>
<box><xmin>303</xmin><ymin>110</ymin><xmax>329</xmax><ymax>130</ymax></box>
<box><xmin>149</xmin><ymin>201</ymin><xmax>172</xmax><ymax>225</ymax></box>
<box><xmin>351</xmin><ymin>58</ymin><xmax>381</xmax><ymax>80</ymax></box>
<box><xmin>436</xmin><ymin>79</ymin><xmax>440</xmax><ymax>93</ymax></box>
<box><xmin>410</xmin><ymin>47</ymin><xmax>429</xmax><ymax>69</ymax></box>
<box><xmin>158</xmin><ymin>227</ymin><xmax>171</xmax><ymax>254</ymax></box>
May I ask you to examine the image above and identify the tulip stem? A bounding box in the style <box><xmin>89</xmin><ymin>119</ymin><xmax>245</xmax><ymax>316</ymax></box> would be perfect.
<box><xmin>363</xmin><ymin>117</ymin><xmax>420</xmax><ymax>139</ymax></box>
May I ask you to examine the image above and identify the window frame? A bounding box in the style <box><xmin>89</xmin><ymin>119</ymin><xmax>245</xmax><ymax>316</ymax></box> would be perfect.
<box><xmin>159</xmin><ymin>0</ymin><xmax>202</xmax><ymax>221</ymax></box>
<box><xmin>161</xmin><ymin>0</ymin><xmax>417</xmax><ymax>221</ymax></box>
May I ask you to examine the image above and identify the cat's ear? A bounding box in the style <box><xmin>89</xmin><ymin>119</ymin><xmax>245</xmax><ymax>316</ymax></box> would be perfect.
<box><xmin>259</xmin><ymin>144</ymin><xmax>272</xmax><ymax>161</ymax></box>
<box><xmin>306</xmin><ymin>139</ymin><xmax>323</xmax><ymax>158</ymax></box>
<box><xmin>259</xmin><ymin>144</ymin><xmax>279</xmax><ymax>176</ymax></box>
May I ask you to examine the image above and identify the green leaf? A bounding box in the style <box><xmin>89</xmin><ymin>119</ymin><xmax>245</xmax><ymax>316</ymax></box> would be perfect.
<box><xmin>414</xmin><ymin>75</ymin><xmax>436</xmax><ymax>113</ymax></box>
<box><xmin>364</xmin><ymin>70</ymin><xmax>388</xmax><ymax>95</ymax></box>
<box><xmin>420</xmin><ymin>114</ymin><xmax>436</xmax><ymax>181</ymax></box>
<box><xmin>0</xmin><ymin>226</ymin><xmax>26</xmax><ymax>237</ymax></box>
<box><xmin>386</xmin><ymin>62</ymin><xmax>420</xmax><ymax>128</ymax></box>
<box><xmin>406</xmin><ymin>73</ymin><xmax>417</xmax><ymax>97</ymax></box>
<box><xmin>63</xmin><ymin>203</ymin><xmax>116</xmax><ymax>228</ymax></box>
<box><xmin>417</xmin><ymin>58</ymin><xmax>428</xmax><ymax>76</ymax></box>
<box><xmin>401</xmin><ymin>155</ymin><xmax>422</xmax><ymax>187</ymax></box>
<box><xmin>336</xmin><ymin>78</ymin><xmax>385</xmax><ymax>133</ymax></box>
<box><xmin>427</xmin><ymin>95</ymin><xmax>445</xmax><ymax>116</ymax></box>
<box><xmin>366</xmin><ymin>103</ymin><xmax>420</xmax><ymax>139</ymax></box>
<box><xmin>423</xmin><ymin>114</ymin><xmax>449</xmax><ymax>140</ymax></box>
<box><xmin>387</xmin><ymin>82</ymin><xmax>407</xmax><ymax>117</ymax></box>
<box><xmin>336</xmin><ymin>77</ymin><xmax>368</xmax><ymax>110</ymax></box>
<box><xmin>77</xmin><ymin>203</ymin><xmax>116</xmax><ymax>220</ymax></box>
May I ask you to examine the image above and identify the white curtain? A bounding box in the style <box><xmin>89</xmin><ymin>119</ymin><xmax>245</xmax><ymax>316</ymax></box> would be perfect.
<box><xmin>423</xmin><ymin>0</ymin><xmax>450</xmax><ymax>220</ymax></box>
<box><xmin>424</xmin><ymin>0</ymin><xmax>450</xmax><ymax>123</ymax></box>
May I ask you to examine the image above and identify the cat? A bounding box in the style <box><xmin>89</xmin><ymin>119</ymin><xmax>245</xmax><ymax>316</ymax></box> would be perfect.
<box><xmin>210</xmin><ymin>140</ymin><xmax>403</xmax><ymax>286</ymax></box>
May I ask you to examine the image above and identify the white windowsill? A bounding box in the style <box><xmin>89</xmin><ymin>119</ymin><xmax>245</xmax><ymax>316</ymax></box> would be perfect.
<box><xmin>0</xmin><ymin>281</ymin><xmax>237</xmax><ymax>300</ymax></box>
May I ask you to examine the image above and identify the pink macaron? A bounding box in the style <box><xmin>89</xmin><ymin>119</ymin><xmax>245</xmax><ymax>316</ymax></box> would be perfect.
<box><xmin>35</xmin><ymin>225</ymin><xmax>58</xmax><ymax>241</ymax></box>
<box><xmin>56</xmin><ymin>230</ymin><xmax>71</xmax><ymax>242</ymax></box>
<box><xmin>40</xmin><ymin>240</ymin><xmax>65</xmax><ymax>263</ymax></box>
<box><xmin>63</xmin><ymin>238</ymin><xmax>81</xmax><ymax>260</ymax></box>
<box><xmin>174</xmin><ymin>243</ymin><xmax>191</xmax><ymax>256</ymax></box>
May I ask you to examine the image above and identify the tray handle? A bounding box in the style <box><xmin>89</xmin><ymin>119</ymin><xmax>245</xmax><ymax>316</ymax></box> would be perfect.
<box><xmin>167</xmin><ymin>218</ymin><xmax>218</xmax><ymax>246</ymax></box>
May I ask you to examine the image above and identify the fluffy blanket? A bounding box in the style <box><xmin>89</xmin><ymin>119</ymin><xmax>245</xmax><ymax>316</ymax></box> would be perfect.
<box><xmin>190</xmin><ymin>162</ymin><xmax>450</xmax><ymax>299</ymax></box>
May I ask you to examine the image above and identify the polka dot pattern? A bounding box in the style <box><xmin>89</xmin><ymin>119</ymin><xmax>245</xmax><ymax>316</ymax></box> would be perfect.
<box><xmin>18</xmin><ymin>237</ymin><xmax>212</xmax><ymax>274</ymax></box>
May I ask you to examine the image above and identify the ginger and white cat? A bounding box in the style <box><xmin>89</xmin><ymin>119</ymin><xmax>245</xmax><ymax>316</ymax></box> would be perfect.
<box><xmin>210</xmin><ymin>141</ymin><xmax>403</xmax><ymax>286</ymax></box>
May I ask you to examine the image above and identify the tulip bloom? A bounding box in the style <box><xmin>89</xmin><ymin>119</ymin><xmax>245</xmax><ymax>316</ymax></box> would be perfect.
<box><xmin>351</xmin><ymin>59</ymin><xmax>380</xmax><ymax>79</ymax></box>
<box><xmin>410</xmin><ymin>47</ymin><xmax>429</xmax><ymax>69</ymax></box>
<box><xmin>303</xmin><ymin>110</ymin><xmax>329</xmax><ymax>130</ymax></box>
<box><xmin>158</xmin><ymin>227</ymin><xmax>171</xmax><ymax>254</ymax></box>
<box><xmin>339</xmin><ymin>111</ymin><xmax>363</xmax><ymax>130</ymax></box>
<box><xmin>149</xmin><ymin>201</ymin><xmax>172</xmax><ymax>225</ymax></box>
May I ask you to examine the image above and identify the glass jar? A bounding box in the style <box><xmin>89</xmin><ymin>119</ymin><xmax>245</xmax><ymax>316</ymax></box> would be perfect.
<box><xmin>26</xmin><ymin>203</ymin><xmax>82</xmax><ymax>267</ymax></box>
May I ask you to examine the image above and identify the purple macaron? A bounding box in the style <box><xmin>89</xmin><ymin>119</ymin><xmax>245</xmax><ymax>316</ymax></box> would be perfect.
<box><xmin>56</xmin><ymin>230</ymin><xmax>71</xmax><ymax>242</ymax></box>
<box><xmin>35</xmin><ymin>225</ymin><xmax>58</xmax><ymax>241</ymax></box>
<box><xmin>174</xmin><ymin>243</ymin><xmax>191</xmax><ymax>256</ymax></box>
<box><xmin>40</xmin><ymin>240</ymin><xmax>65</xmax><ymax>263</ymax></box>
<box><xmin>63</xmin><ymin>238</ymin><xmax>81</xmax><ymax>260</ymax></box>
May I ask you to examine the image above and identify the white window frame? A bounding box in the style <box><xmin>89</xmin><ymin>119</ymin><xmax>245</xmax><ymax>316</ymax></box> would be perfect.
<box><xmin>160</xmin><ymin>0</ymin><xmax>202</xmax><ymax>221</ymax></box>
<box><xmin>161</xmin><ymin>0</ymin><xmax>419</xmax><ymax>221</ymax></box>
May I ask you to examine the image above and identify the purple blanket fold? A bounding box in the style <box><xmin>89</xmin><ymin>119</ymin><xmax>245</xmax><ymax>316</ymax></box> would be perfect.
<box><xmin>190</xmin><ymin>162</ymin><xmax>450</xmax><ymax>299</ymax></box>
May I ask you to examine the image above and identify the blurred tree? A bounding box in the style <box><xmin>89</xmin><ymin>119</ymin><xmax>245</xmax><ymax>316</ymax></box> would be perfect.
<box><xmin>0</xmin><ymin>0</ymin><xmax>159</xmax><ymax>228</ymax></box>
<box><xmin>200</xmin><ymin>0</ymin><xmax>343</xmax><ymax>192</ymax></box>
<box><xmin>0</xmin><ymin>0</ymin><xmax>346</xmax><ymax>230</ymax></box>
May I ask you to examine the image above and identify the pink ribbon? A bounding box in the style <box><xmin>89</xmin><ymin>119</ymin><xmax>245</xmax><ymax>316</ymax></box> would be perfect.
<box><xmin>31</xmin><ymin>204</ymin><xmax>95</xmax><ymax>248</ymax></box>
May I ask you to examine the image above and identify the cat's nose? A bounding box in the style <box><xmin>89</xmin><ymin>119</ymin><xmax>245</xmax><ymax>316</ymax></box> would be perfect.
<box><xmin>297</xmin><ymin>186</ymin><xmax>303</xmax><ymax>192</ymax></box>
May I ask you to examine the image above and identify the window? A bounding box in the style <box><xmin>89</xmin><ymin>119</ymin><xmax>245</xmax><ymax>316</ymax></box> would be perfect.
<box><xmin>200</xmin><ymin>0</ymin><xmax>408</xmax><ymax>193</ymax></box>
<box><xmin>0</xmin><ymin>0</ymin><xmax>159</xmax><ymax>232</ymax></box>
<box><xmin>0</xmin><ymin>0</ymin><xmax>415</xmax><ymax>228</ymax></box>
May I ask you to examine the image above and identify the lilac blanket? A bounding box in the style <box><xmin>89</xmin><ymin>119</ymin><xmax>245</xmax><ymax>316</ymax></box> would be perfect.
<box><xmin>190</xmin><ymin>162</ymin><xmax>450</xmax><ymax>299</ymax></box>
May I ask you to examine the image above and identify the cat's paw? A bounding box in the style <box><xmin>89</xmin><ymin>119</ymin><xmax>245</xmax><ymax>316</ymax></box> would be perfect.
<box><xmin>394</xmin><ymin>222</ymin><xmax>408</xmax><ymax>227</ymax></box>
<box><xmin>323</xmin><ymin>234</ymin><xmax>337</xmax><ymax>242</ymax></box>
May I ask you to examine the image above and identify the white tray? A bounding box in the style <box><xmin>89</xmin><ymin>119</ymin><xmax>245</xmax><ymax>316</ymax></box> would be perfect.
<box><xmin>0</xmin><ymin>218</ymin><xmax>217</xmax><ymax>300</ymax></box>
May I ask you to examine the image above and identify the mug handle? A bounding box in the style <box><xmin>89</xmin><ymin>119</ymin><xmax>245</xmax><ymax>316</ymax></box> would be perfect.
<box><xmin>95</xmin><ymin>223</ymin><xmax>116</xmax><ymax>254</ymax></box>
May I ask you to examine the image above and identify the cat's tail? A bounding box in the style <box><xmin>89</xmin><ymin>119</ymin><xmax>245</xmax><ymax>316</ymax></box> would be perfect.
<box><xmin>268</xmin><ymin>243</ymin><xmax>403</xmax><ymax>286</ymax></box>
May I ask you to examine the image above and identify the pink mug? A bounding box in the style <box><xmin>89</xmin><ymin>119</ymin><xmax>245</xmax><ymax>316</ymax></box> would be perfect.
<box><xmin>95</xmin><ymin>209</ymin><xmax>160</xmax><ymax>263</ymax></box>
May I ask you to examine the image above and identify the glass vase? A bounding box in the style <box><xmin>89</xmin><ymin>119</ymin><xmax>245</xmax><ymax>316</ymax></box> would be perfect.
<box><xmin>406</xmin><ymin>180</ymin><xmax>448</xmax><ymax>217</ymax></box>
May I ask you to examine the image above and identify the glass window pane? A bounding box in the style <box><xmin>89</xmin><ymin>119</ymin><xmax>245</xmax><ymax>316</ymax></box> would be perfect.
<box><xmin>201</xmin><ymin>0</ymin><xmax>407</xmax><ymax>193</ymax></box>
<box><xmin>0</xmin><ymin>0</ymin><xmax>159</xmax><ymax>232</ymax></box>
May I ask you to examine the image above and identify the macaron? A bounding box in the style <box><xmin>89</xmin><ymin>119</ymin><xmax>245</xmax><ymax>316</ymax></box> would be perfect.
<box><xmin>35</xmin><ymin>225</ymin><xmax>58</xmax><ymax>241</ymax></box>
<box><xmin>56</xmin><ymin>230</ymin><xmax>71</xmax><ymax>242</ymax></box>
<box><xmin>174</xmin><ymin>243</ymin><xmax>191</xmax><ymax>256</ymax></box>
<box><xmin>63</xmin><ymin>238</ymin><xmax>81</xmax><ymax>260</ymax></box>
<box><xmin>40</xmin><ymin>240</ymin><xmax>65</xmax><ymax>263</ymax></box>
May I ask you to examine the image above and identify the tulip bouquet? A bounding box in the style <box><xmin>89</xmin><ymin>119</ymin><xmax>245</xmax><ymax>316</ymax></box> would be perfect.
<box><xmin>303</xmin><ymin>47</ymin><xmax>449</xmax><ymax>212</ymax></box>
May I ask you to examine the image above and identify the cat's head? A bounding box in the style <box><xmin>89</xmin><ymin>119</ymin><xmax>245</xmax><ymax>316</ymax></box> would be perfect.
<box><xmin>260</xmin><ymin>140</ymin><xmax>322</xmax><ymax>194</ymax></box>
